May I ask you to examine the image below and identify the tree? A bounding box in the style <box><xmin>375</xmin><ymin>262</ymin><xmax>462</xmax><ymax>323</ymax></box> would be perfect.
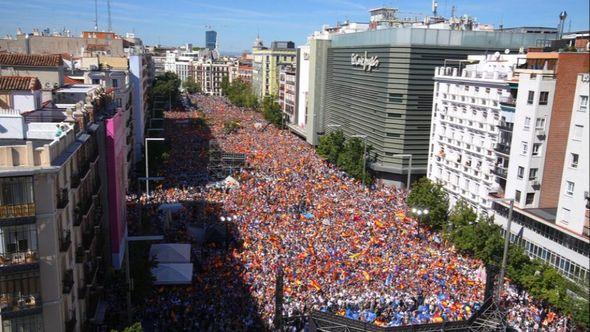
<box><xmin>317</xmin><ymin>130</ymin><xmax>345</xmax><ymax>164</ymax></box>
<box><xmin>406</xmin><ymin>178</ymin><xmax>449</xmax><ymax>230</ymax></box>
<box><xmin>111</xmin><ymin>322</ymin><xmax>143</xmax><ymax>332</ymax></box>
<box><xmin>220</xmin><ymin>76</ymin><xmax>230</xmax><ymax>96</ymax></box>
<box><xmin>152</xmin><ymin>72</ymin><xmax>181</xmax><ymax>103</ymax></box>
<box><xmin>261</xmin><ymin>95</ymin><xmax>283</xmax><ymax>128</ymax></box>
<box><xmin>336</xmin><ymin>137</ymin><xmax>373</xmax><ymax>185</ymax></box>
<box><xmin>183</xmin><ymin>76</ymin><xmax>200</xmax><ymax>94</ymax></box>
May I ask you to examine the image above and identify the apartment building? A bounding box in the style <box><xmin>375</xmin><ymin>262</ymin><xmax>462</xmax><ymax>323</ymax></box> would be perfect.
<box><xmin>0</xmin><ymin>85</ymin><xmax>109</xmax><ymax>331</ymax></box>
<box><xmin>0</xmin><ymin>53</ymin><xmax>65</xmax><ymax>102</ymax></box>
<box><xmin>428</xmin><ymin>54</ymin><xmax>522</xmax><ymax>214</ymax></box>
<box><xmin>129</xmin><ymin>55</ymin><xmax>153</xmax><ymax>163</ymax></box>
<box><xmin>278</xmin><ymin>65</ymin><xmax>297</xmax><ymax>124</ymax></box>
<box><xmin>195</xmin><ymin>60</ymin><xmax>233</xmax><ymax>96</ymax></box>
<box><xmin>492</xmin><ymin>51</ymin><xmax>589</xmax><ymax>286</ymax></box>
<box><xmin>555</xmin><ymin>73</ymin><xmax>590</xmax><ymax>237</ymax></box>
<box><xmin>0</xmin><ymin>76</ymin><xmax>42</xmax><ymax>112</ymax></box>
<box><xmin>252</xmin><ymin>40</ymin><xmax>297</xmax><ymax>98</ymax></box>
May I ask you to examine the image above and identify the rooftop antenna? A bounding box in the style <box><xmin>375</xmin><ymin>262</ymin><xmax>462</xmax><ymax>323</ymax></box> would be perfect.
<box><xmin>558</xmin><ymin>11</ymin><xmax>567</xmax><ymax>39</ymax></box>
<box><xmin>107</xmin><ymin>0</ymin><xmax>112</xmax><ymax>32</ymax></box>
<box><xmin>432</xmin><ymin>0</ymin><xmax>438</xmax><ymax>17</ymax></box>
<box><xmin>94</xmin><ymin>0</ymin><xmax>98</xmax><ymax>31</ymax></box>
<box><xmin>451</xmin><ymin>5</ymin><xmax>456</xmax><ymax>19</ymax></box>
<box><xmin>567</xmin><ymin>19</ymin><xmax>572</xmax><ymax>34</ymax></box>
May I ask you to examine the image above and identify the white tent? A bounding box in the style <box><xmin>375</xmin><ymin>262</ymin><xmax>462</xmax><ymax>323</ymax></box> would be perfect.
<box><xmin>149</xmin><ymin>243</ymin><xmax>191</xmax><ymax>263</ymax></box>
<box><xmin>152</xmin><ymin>263</ymin><xmax>193</xmax><ymax>285</ymax></box>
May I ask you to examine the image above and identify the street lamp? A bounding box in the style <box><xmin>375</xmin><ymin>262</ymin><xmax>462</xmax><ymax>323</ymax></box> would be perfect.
<box><xmin>393</xmin><ymin>154</ymin><xmax>413</xmax><ymax>190</ymax></box>
<box><xmin>490</xmin><ymin>197</ymin><xmax>515</xmax><ymax>302</ymax></box>
<box><xmin>144</xmin><ymin>137</ymin><xmax>165</xmax><ymax>198</ymax></box>
<box><xmin>410</xmin><ymin>207</ymin><xmax>429</xmax><ymax>236</ymax></box>
<box><xmin>351</xmin><ymin>134</ymin><xmax>368</xmax><ymax>188</ymax></box>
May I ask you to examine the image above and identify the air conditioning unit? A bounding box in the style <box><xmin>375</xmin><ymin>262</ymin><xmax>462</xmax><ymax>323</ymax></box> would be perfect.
<box><xmin>535</xmin><ymin>128</ymin><xmax>546</xmax><ymax>138</ymax></box>
<box><xmin>532</xmin><ymin>180</ymin><xmax>541</xmax><ymax>188</ymax></box>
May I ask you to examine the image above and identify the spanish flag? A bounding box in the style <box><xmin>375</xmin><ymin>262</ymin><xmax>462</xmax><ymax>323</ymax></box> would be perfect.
<box><xmin>362</xmin><ymin>271</ymin><xmax>371</xmax><ymax>281</ymax></box>
<box><xmin>310</xmin><ymin>280</ymin><xmax>321</xmax><ymax>291</ymax></box>
<box><xmin>375</xmin><ymin>220</ymin><xmax>385</xmax><ymax>228</ymax></box>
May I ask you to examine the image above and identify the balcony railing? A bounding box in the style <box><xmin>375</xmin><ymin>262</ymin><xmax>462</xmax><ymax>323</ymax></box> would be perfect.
<box><xmin>75</xmin><ymin>246</ymin><xmax>86</xmax><ymax>264</ymax></box>
<box><xmin>60</xmin><ymin>230</ymin><xmax>72</xmax><ymax>252</ymax></box>
<box><xmin>71</xmin><ymin>172</ymin><xmax>81</xmax><ymax>189</ymax></box>
<box><xmin>492</xmin><ymin>166</ymin><xmax>508</xmax><ymax>179</ymax></box>
<box><xmin>0</xmin><ymin>292</ymin><xmax>41</xmax><ymax>317</ymax></box>
<box><xmin>0</xmin><ymin>249</ymin><xmax>38</xmax><ymax>269</ymax></box>
<box><xmin>56</xmin><ymin>189</ymin><xmax>69</xmax><ymax>209</ymax></box>
<box><xmin>0</xmin><ymin>203</ymin><xmax>35</xmax><ymax>221</ymax></box>
<box><xmin>494</xmin><ymin>143</ymin><xmax>511</xmax><ymax>155</ymax></box>
<box><xmin>62</xmin><ymin>269</ymin><xmax>74</xmax><ymax>294</ymax></box>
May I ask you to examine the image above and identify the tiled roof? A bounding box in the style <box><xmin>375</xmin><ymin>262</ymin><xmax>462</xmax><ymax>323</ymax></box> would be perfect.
<box><xmin>0</xmin><ymin>76</ymin><xmax>42</xmax><ymax>90</ymax></box>
<box><xmin>0</xmin><ymin>53</ymin><xmax>63</xmax><ymax>67</ymax></box>
<box><xmin>64</xmin><ymin>75</ymin><xmax>83</xmax><ymax>85</ymax></box>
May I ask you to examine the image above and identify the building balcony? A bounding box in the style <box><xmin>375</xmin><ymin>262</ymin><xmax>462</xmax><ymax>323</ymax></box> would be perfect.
<box><xmin>0</xmin><ymin>203</ymin><xmax>36</xmax><ymax>223</ymax></box>
<box><xmin>84</xmin><ymin>261</ymin><xmax>99</xmax><ymax>286</ymax></box>
<box><xmin>0</xmin><ymin>292</ymin><xmax>42</xmax><ymax>319</ymax></box>
<box><xmin>62</xmin><ymin>269</ymin><xmax>74</xmax><ymax>294</ymax></box>
<box><xmin>78</xmin><ymin>285</ymin><xmax>87</xmax><ymax>300</ymax></box>
<box><xmin>75</xmin><ymin>246</ymin><xmax>86</xmax><ymax>264</ymax></box>
<box><xmin>60</xmin><ymin>230</ymin><xmax>72</xmax><ymax>252</ymax></box>
<box><xmin>492</xmin><ymin>166</ymin><xmax>508</xmax><ymax>179</ymax></box>
<box><xmin>71</xmin><ymin>172</ymin><xmax>81</xmax><ymax>189</ymax></box>
<box><xmin>0</xmin><ymin>248</ymin><xmax>38</xmax><ymax>271</ymax></box>
<box><xmin>56</xmin><ymin>189</ymin><xmax>69</xmax><ymax>210</ymax></box>
<box><xmin>494</xmin><ymin>143</ymin><xmax>511</xmax><ymax>155</ymax></box>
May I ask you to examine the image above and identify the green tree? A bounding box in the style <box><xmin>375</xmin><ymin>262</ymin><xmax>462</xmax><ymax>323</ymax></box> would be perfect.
<box><xmin>111</xmin><ymin>322</ymin><xmax>143</xmax><ymax>332</ymax></box>
<box><xmin>183</xmin><ymin>76</ymin><xmax>200</xmax><ymax>94</ymax></box>
<box><xmin>317</xmin><ymin>130</ymin><xmax>345</xmax><ymax>164</ymax></box>
<box><xmin>406</xmin><ymin>178</ymin><xmax>449</xmax><ymax>230</ymax></box>
<box><xmin>152</xmin><ymin>72</ymin><xmax>181</xmax><ymax>103</ymax></box>
<box><xmin>336</xmin><ymin>137</ymin><xmax>373</xmax><ymax>185</ymax></box>
<box><xmin>261</xmin><ymin>95</ymin><xmax>284</xmax><ymax>128</ymax></box>
<box><xmin>220</xmin><ymin>76</ymin><xmax>230</xmax><ymax>95</ymax></box>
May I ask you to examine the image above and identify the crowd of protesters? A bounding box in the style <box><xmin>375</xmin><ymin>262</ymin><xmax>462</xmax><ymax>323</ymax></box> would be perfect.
<box><xmin>125</xmin><ymin>94</ymin><xmax>569</xmax><ymax>331</ymax></box>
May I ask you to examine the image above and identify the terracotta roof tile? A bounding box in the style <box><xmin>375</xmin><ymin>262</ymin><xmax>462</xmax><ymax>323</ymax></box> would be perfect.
<box><xmin>0</xmin><ymin>53</ymin><xmax>63</xmax><ymax>67</ymax></box>
<box><xmin>64</xmin><ymin>75</ymin><xmax>83</xmax><ymax>85</ymax></box>
<box><xmin>0</xmin><ymin>76</ymin><xmax>42</xmax><ymax>90</ymax></box>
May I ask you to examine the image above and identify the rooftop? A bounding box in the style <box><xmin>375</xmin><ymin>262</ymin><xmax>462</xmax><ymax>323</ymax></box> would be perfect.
<box><xmin>0</xmin><ymin>76</ymin><xmax>41</xmax><ymax>90</ymax></box>
<box><xmin>0</xmin><ymin>53</ymin><xmax>63</xmax><ymax>67</ymax></box>
<box><xmin>55</xmin><ymin>84</ymin><xmax>99</xmax><ymax>94</ymax></box>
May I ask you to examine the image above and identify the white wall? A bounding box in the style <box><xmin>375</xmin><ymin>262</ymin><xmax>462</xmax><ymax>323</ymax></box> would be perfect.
<box><xmin>12</xmin><ymin>91</ymin><xmax>38</xmax><ymax>113</ymax></box>
<box><xmin>297</xmin><ymin>45</ymin><xmax>310</xmax><ymax>131</ymax></box>
<box><xmin>505</xmin><ymin>73</ymin><xmax>556</xmax><ymax>209</ymax></box>
<box><xmin>0</xmin><ymin>110</ymin><xmax>25</xmax><ymax>139</ymax></box>
<box><xmin>556</xmin><ymin>73</ymin><xmax>590</xmax><ymax>235</ymax></box>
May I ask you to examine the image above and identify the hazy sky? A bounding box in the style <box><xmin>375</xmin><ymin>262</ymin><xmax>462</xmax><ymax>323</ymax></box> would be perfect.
<box><xmin>1</xmin><ymin>0</ymin><xmax>588</xmax><ymax>52</ymax></box>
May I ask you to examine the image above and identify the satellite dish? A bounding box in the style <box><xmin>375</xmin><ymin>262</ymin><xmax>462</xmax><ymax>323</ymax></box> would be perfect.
<box><xmin>519</xmin><ymin>47</ymin><xmax>525</xmax><ymax>54</ymax></box>
<box><xmin>504</xmin><ymin>49</ymin><xmax>510</xmax><ymax>54</ymax></box>
<box><xmin>494</xmin><ymin>51</ymin><xmax>501</xmax><ymax>59</ymax></box>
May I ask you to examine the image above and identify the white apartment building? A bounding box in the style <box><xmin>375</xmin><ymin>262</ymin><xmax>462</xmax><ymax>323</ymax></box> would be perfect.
<box><xmin>195</xmin><ymin>59</ymin><xmax>233</xmax><ymax>96</ymax></box>
<box><xmin>504</xmin><ymin>65</ymin><xmax>555</xmax><ymax>209</ymax></box>
<box><xmin>428</xmin><ymin>54</ymin><xmax>521</xmax><ymax>214</ymax></box>
<box><xmin>556</xmin><ymin>73</ymin><xmax>589</xmax><ymax>237</ymax></box>
<box><xmin>492</xmin><ymin>52</ymin><xmax>589</xmax><ymax>286</ymax></box>
<box><xmin>278</xmin><ymin>65</ymin><xmax>296</xmax><ymax>124</ymax></box>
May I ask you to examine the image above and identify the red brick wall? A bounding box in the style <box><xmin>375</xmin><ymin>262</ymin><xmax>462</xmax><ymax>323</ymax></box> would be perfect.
<box><xmin>539</xmin><ymin>53</ymin><xmax>589</xmax><ymax>208</ymax></box>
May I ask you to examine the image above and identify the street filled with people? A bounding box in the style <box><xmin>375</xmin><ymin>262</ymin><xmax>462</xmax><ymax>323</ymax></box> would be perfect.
<box><xmin>127</xmin><ymin>94</ymin><xmax>569</xmax><ymax>331</ymax></box>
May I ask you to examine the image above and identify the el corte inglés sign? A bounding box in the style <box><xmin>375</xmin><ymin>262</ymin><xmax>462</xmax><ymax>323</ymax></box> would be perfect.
<box><xmin>351</xmin><ymin>51</ymin><xmax>379</xmax><ymax>71</ymax></box>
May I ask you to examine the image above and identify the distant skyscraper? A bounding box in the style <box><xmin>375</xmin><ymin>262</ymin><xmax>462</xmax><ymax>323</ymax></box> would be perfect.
<box><xmin>206</xmin><ymin>30</ymin><xmax>217</xmax><ymax>50</ymax></box>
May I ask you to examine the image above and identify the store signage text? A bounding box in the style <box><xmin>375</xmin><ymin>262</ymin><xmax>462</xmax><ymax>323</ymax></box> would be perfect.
<box><xmin>351</xmin><ymin>51</ymin><xmax>379</xmax><ymax>71</ymax></box>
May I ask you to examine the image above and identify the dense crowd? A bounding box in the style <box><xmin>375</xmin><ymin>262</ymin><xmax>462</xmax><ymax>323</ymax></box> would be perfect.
<box><xmin>127</xmin><ymin>94</ymin><xmax>568</xmax><ymax>331</ymax></box>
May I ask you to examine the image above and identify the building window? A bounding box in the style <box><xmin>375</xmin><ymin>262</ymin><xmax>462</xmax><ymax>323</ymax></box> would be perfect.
<box><xmin>580</xmin><ymin>95</ymin><xmax>588</xmax><ymax>112</ymax></box>
<box><xmin>112</xmin><ymin>79</ymin><xmax>118</xmax><ymax>88</ymax></box>
<box><xmin>474</xmin><ymin>87</ymin><xmax>479</xmax><ymax>92</ymax></box>
<box><xmin>566</xmin><ymin>181</ymin><xmax>575</xmax><ymax>196</ymax></box>
<box><xmin>389</xmin><ymin>93</ymin><xmax>403</xmax><ymax>103</ymax></box>
<box><xmin>517</xmin><ymin>166</ymin><xmax>525</xmax><ymax>179</ymax></box>
<box><xmin>561</xmin><ymin>207</ymin><xmax>571</xmax><ymax>222</ymax></box>
<box><xmin>388</xmin><ymin>113</ymin><xmax>402</xmax><ymax>118</ymax></box>
<box><xmin>485</xmin><ymin>87</ymin><xmax>491</xmax><ymax>94</ymax></box>
<box><xmin>524</xmin><ymin>117</ymin><xmax>531</xmax><ymax>130</ymax></box>
<box><xmin>535</xmin><ymin>118</ymin><xmax>545</xmax><ymax>129</ymax></box>
<box><xmin>527</xmin><ymin>91</ymin><xmax>535</xmax><ymax>104</ymax></box>
<box><xmin>92</xmin><ymin>78</ymin><xmax>100</xmax><ymax>85</ymax></box>
<box><xmin>464</xmin><ymin>85</ymin><xmax>469</xmax><ymax>91</ymax></box>
<box><xmin>539</xmin><ymin>91</ymin><xmax>549</xmax><ymax>105</ymax></box>
<box><xmin>525</xmin><ymin>193</ymin><xmax>535</xmax><ymax>205</ymax></box>
<box><xmin>570</xmin><ymin>153</ymin><xmax>579</xmax><ymax>168</ymax></box>
<box><xmin>515</xmin><ymin>190</ymin><xmax>521</xmax><ymax>203</ymax></box>
<box><xmin>387</xmin><ymin>133</ymin><xmax>401</xmax><ymax>138</ymax></box>
<box><xmin>529</xmin><ymin>168</ymin><xmax>538</xmax><ymax>180</ymax></box>
<box><xmin>532</xmin><ymin>143</ymin><xmax>542</xmax><ymax>156</ymax></box>
<box><xmin>573</xmin><ymin>124</ymin><xmax>584</xmax><ymax>140</ymax></box>
<box><xmin>521</xmin><ymin>141</ymin><xmax>528</xmax><ymax>155</ymax></box>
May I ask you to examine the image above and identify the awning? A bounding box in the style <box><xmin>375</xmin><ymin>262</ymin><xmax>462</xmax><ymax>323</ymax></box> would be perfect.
<box><xmin>149</xmin><ymin>243</ymin><xmax>191</xmax><ymax>263</ymax></box>
<box><xmin>152</xmin><ymin>263</ymin><xmax>193</xmax><ymax>285</ymax></box>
